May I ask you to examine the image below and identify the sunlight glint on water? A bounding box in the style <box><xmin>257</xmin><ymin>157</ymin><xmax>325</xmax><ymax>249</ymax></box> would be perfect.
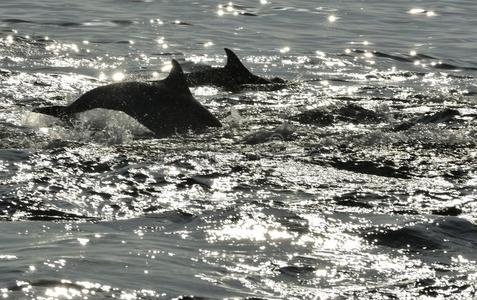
<box><xmin>0</xmin><ymin>0</ymin><xmax>476</xmax><ymax>299</ymax></box>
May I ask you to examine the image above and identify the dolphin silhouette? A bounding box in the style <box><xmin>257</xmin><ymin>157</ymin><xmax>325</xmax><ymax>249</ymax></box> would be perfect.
<box><xmin>33</xmin><ymin>60</ymin><xmax>222</xmax><ymax>137</ymax></box>
<box><xmin>184</xmin><ymin>48</ymin><xmax>285</xmax><ymax>89</ymax></box>
<box><xmin>392</xmin><ymin>108</ymin><xmax>460</xmax><ymax>131</ymax></box>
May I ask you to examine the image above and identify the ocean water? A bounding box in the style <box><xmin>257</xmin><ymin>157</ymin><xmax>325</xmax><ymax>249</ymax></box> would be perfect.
<box><xmin>0</xmin><ymin>0</ymin><xmax>477</xmax><ymax>299</ymax></box>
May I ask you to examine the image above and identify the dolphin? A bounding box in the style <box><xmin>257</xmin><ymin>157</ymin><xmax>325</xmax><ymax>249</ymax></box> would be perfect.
<box><xmin>183</xmin><ymin>48</ymin><xmax>285</xmax><ymax>89</ymax></box>
<box><xmin>291</xmin><ymin>103</ymin><xmax>384</xmax><ymax>126</ymax></box>
<box><xmin>33</xmin><ymin>60</ymin><xmax>222</xmax><ymax>137</ymax></box>
<box><xmin>392</xmin><ymin>108</ymin><xmax>460</xmax><ymax>131</ymax></box>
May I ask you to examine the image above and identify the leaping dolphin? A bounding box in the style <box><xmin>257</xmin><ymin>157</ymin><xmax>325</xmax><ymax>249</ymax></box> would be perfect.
<box><xmin>33</xmin><ymin>60</ymin><xmax>222</xmax><ymax>137</ymax></box>
<box><xmin>184</xmin><ymin>48</ymin><xmax>285</xmax><ymax>90</ymax></box>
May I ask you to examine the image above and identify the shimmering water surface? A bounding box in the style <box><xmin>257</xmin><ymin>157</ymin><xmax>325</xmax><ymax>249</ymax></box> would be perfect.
<box><xmin>1</xmin><ymin>0</ymin><xmax>476</xmax><ymax>299</ymax></box>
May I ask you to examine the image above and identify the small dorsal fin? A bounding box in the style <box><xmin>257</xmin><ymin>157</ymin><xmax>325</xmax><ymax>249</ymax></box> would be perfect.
<box><xmin>224</xmin><ymin>48</ymin><xmax>253</xmax><ymax>76</ymax></box>
<box><xmin>164</xmin><ymin>59</ymin><xmax>192</xmax><ymax>95</ymax></box>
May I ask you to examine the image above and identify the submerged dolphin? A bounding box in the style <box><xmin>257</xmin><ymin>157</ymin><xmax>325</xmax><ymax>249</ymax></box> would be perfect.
<box><xmin>184</xmin><ymin>48</ymin><xmax>285</xmax><ymax>89</ymax></box>
<box><xmin>392</xmin><ymin>108</ymin><xmax>460</xmax><ymax>131</ymax></box>
<box><xmin>33</xmin><ymin>60</ymin><xmax>221</xmax><ymax>137</ymax></box>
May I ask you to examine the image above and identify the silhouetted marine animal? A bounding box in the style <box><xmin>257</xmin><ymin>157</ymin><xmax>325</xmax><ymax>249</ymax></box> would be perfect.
<box><xmin>291</xmin><ymin>103</ymin><xmax>384</xmax><ymax>126</ymax></box>
<box><xmin>33</xmin><ymin>60</ymin><xmax>221</xmax><ymax>137</ymax></box>
<box><xmin>184</xmin><ymin>48</ymin><xmax>285</xmax><ymax>89</ymax></box>
<box><xmin>392</xmin><ymin>108</ymin><xmax>460</xmax><ymax>131</ymax></box>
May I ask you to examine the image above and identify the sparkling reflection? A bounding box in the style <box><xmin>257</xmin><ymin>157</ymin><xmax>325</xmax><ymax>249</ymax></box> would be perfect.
<box><xmin>209</xmin><ymin>212</ymin><xmax>296</xmax><ymax>242</ymax></box>
<box><xmin>112</xmin><ymin>72</ymin><xmax>125</xmax><ymax>82</ymax></box>
<box><xmin>409</xmin><ymin>8</ymin><xmax>426</xmax><ymax>15</ymax></box>
<box><xmin>1</xmin><ymin>4</ymin><xmax>476</xmax><ymax>299</ymax></box>
<box><xmin>77</xmin><ymin>238</ymin><xmax>90</xmax><ymax>246</ymax></box>
<box><xmin>409</xmin><ymin>8</ymin><xmax>436</xmax><ymax>17</ymax></box>
<box><xmin>279</xmin><ymin>46</ymin><xmax>290</xmax><ymax>53</ymax></box>
<box><xmin>160</xmin><ymin>62</ymin><xmax>172</xmax><ymax>72</ymax></box>
<box><xmin>45</xmin><ymin>286</ymin><xmax>82</xmax><ymax>298</ymax></box>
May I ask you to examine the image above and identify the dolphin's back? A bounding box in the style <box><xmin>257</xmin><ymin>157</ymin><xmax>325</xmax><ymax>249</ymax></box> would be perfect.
<box><xmin>184</xmin><ymin>48</ymin><xmax>283</xmax><ymax>89</ymax></box>
<box><xmin>33</xmin><ymin>60</ymin><xmax>221</xmax><ymax>137</ymax></box>
<box><xmin>34</xmin><ymin>82</ymin><xmax>159</xmax><ymax>121</ymax></box>
<box><xmin>67</xmin><ymin>82</ymin><xmax>157</xmax><ymax>115</ymax></box>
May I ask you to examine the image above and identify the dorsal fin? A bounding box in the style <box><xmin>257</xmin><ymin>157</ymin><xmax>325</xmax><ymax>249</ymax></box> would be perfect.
<box><xmin>224</xmin><ymin>48</ymin><xmax>253</xmax><ymax>76</ymax></box>
<box><xmin>164</xmin><ymin>59</ymin><xmax>192</xmax><ymax>95</ymax></box>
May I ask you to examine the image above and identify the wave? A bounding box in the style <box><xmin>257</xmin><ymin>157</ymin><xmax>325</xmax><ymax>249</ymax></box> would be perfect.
<box><xmin>350</xmin><ymin>49</ymin><xmax>477</xmax><ymax>71</ymax></box>
<box><xmin>366</xmin><ymin>217</ymin><xmax>477</xmax><ymax>252</ymax></box>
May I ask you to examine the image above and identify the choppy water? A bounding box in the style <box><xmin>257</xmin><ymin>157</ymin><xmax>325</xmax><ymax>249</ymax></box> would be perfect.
<box><xmin>1</xmin><ymin>0</ymin><xmax>477</xmax><ymax>299</ymax></box>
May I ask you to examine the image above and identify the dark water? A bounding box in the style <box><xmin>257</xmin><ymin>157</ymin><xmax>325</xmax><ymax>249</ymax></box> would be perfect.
<box><xmin>0</xmin><ymin>0</ymin><xmax>476</xmax><ymax>299</ymax></box>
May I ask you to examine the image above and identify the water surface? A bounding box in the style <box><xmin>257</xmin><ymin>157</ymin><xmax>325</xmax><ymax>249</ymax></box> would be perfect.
<box><xmin>0</xmin><ymin>0</ymin><xmax>476</xmax><ymax>299</ymax></box>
